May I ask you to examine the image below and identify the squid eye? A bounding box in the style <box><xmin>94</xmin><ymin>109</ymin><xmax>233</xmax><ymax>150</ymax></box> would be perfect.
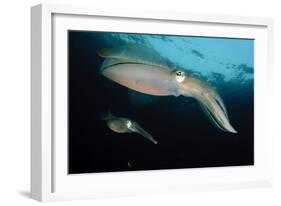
<box><xmin>176</xmin><ymin>71</ymin><xmax>183</xmax><ymax>76</ymax></box>
<box><xmin>175</xmin><ymin>71</ymin><xmax>185</xmax><ymax>83</ymax></box>
<box><xmin>126</xmin><ymin>120</ymin><xmax>132</xmax><ymax>128</ymax></box>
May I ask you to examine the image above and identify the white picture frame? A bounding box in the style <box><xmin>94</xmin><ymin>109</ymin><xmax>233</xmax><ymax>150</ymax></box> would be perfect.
<box><xmin>31</xmin><ymin>3</ymin><xmax>274</xmax><ymax>202</ymax></box>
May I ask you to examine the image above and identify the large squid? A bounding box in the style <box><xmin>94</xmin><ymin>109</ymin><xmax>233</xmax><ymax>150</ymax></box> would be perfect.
<box><xmin>99</xmin><ymin>44</ymin><xmax>237</xmax><ymax>133</ymax></box>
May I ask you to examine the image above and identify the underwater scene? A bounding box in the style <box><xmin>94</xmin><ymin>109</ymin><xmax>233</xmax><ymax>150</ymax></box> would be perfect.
<box><xmin>68</xmin><ymin>31</ymin><xmax>254</xmax><ymax>174</ymax></box>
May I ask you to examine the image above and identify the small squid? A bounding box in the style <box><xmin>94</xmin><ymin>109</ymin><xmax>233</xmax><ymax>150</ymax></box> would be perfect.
<box><xmin>102</xmin><ymin>112</ymin><xmax>158</xmax><ymax>144</ymax></box>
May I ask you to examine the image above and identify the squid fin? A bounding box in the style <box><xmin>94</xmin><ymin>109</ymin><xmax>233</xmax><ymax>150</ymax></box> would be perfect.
<box><xmin>101</xmin><ymin>110</ymin><xmax>115</xmax><ymax>121</ymax></box>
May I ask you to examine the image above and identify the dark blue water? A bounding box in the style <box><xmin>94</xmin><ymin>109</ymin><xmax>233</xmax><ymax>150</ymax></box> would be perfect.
<box><xmin>68</xmin><ymin>31</ymin><xmax>254</xmax><ymax>174</ymax></box>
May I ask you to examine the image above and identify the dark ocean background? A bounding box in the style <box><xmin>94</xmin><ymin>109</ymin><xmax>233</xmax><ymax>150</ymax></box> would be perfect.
<box><xmin>68</xmin><ymin>31</ymin><xmax>254</xmax><ymax>174</ymax></box>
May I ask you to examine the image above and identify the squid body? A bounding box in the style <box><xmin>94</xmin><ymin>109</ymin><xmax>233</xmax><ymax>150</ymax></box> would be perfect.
<box><xmin>99</xmin><ymin>44</ymin><xmax>237</xmax><ymax>133</ymax></box>
<box><xmin>102</xmin><ymin>112</ymin><xmax>158</xmax><ymax>144</ymax></box>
